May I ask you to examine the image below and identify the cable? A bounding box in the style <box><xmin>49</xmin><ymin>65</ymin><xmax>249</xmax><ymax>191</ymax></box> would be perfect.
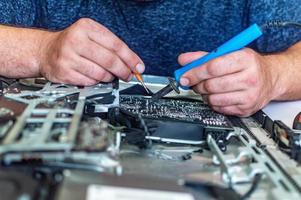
<box><xmin>261</xmin><ymin>20</ymin><xmax>301</xmax><ymax>30</ymax></box>
<box><xmin>138</xmin><ymin>114</ymin><xmax>152</xmax><ymax>147</ymax></box>
<box><xmin>240</xmin><ymin>173</ymin><xmax>263</xmax><ymax>200</ymax></box>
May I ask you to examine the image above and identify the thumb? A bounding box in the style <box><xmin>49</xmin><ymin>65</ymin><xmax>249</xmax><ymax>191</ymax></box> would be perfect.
<box><xmin>178</xmin><ymin>51</ymin><xmax>208</xmax><ymax>66</ymax></box>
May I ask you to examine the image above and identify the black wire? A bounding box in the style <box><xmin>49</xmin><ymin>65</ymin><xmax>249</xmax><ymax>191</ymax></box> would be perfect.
<box><xmin>240</xmin><ymin>173</ymin><xmax>263</xmax><ymax>200</ymax></box>
<box><xmin>261</xmin><ymin>20</ymin><xmax>301</xmax><ymax>30</ymax></box>
<box><xmin>138</xmin><ymin>114</ymin><xmax>152</xmax><ymax>147</ymax></box>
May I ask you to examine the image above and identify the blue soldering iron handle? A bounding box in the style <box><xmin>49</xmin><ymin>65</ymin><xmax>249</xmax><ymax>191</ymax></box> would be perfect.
<box><xmin>174</xmin><ymin>23</ymin><xmax>263</xmax><ymax>84</ymax></box>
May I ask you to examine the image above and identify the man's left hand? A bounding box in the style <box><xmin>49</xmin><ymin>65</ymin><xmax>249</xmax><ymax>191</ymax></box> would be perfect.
<box><xmin>178</xmin><ymin>48</ymin><xmax>277</xmax><ymax>117</ymax></box>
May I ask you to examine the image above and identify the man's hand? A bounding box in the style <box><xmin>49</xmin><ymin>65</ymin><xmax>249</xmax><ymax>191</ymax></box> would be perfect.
<box><xmin>178</xmin><ymin>48</ymin><xmax>278</xmax><ymax>117</ymax></box>
<box><xmin>40</xmin><ymin>18</ymin><xmax>144</xmax><ymax>85</ymax></box>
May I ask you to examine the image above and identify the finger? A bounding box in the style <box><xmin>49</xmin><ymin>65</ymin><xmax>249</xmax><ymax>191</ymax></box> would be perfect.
<box><xmin>192</xmin><ymin>72</ymin><xmax>248</xmax><ymax>94</ymax></box>
<box><xmin>207</xmin><ymin>91</ymin><xmax>245</xmax><ymax>107</ymax></box>
<box><xmin>180</xmin><ymin>51</ymin><xmax>246</xmax><ymax>87</ymax></box>
<box><xmin>77</xmin><ymin>40</ymin><xmax>132</xmax><ymax>81</ymax></box>
<box><xmin>178</xmin><ymin>51</ymin><xmax>207</xmax><ymax>66</ymax></box>
<box><xmin>86</xmin><ymin>20</ymin><xmax>144</xmax><ymax>73</ymax></box>
<box><xmin>74</xmin><ymin>57</ymin><xmax>115</xmax><ymax>82</ymax></box>
<box><xmin>193</xmin><ymin>83</ymin><xmax>209</xmax><ymax>95</ymax></box>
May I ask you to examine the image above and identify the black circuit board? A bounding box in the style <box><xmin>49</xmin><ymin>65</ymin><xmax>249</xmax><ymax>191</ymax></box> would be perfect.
<box><xmin>120</xmin><ymin>95</ymin><xmax>233</xmax><ymax>129</ymax></box>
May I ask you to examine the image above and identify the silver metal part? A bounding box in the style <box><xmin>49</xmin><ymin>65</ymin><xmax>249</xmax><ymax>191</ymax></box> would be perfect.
<box><xmin>242</xmin><ymin>117</ymin><xmax>301</xmax><ymax>197</ymax></box>
<box><xmin>208</xmin><ymin>128</ymin><xmax>301</xmax><ymax>199</ymax></box>
<box><xmin>0</xmin><ymin>82</ymin><xmax>120</xmax><ymax>172</ymax></box>
<box><xmin>207</xmin><ymin>134</ymin><xmax>233</xmax><ymax>186</ymax></box>
<box><xmin>140</xmin><ymin>80</ymin><xmax>152</xmax><ymax>94</ymax></box>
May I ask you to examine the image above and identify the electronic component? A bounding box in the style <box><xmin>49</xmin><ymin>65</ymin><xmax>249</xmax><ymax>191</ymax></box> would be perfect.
<box><xmin>293</xmin><ymin>112</ymin><xmax>301</xmax><ymax>130</ymax></box>
<box><xmin>0</xmin><ymin>82</ymin><xmax>120</xmax><ymax>172</ymax></box>
<box><xmin>119</xmin><ymin>95</ymin><xmax>233</xmax><ymax>147</ymax></box>
<box><xmin>206</xmin><ymin>129</ymin><xmax>301</xmax><ymax>200</ymax></box>
<box><xmin>0</xmin><ymin>78</ymin><xmax>301</xmax><ymax>199</ymax></box>
<box><xmin>120</xmin><ymin>95</ymin><xmax>233</xmax><ymax>130</ymax></box>
<box><xmin>152</xmin><ymin>77</ymin><xmax>180</xmax><ymax>100</ymax></box>
<box><xmin>273</xmin><ymin>120</ymin><xmax>301</xmax><ymax>162</ymax></box>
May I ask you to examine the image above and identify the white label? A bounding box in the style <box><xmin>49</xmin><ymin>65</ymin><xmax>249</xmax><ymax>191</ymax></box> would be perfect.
<box><xmin>86</xmin><ymin>185</ymin><xmax>195</xmax><ymax>200</ymax></box>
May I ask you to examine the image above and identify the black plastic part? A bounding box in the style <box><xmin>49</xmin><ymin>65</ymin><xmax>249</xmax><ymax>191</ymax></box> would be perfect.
<box><xmin>273</xmin><ymin>120</ymin><xmax>301</xmax><ymax>162</ymax></box>
<box><xmin>185</xmin><ymin>181</ymin><xmax>241</xmax><ymax>200</ymax></box>
<box><xmin>119</xmin><ymin>85</ymin><xmax>233</xmax><ymax>150</ymax></box>
<box><xmin>152</xmin><ymin>84</ymin><xmax>174</xmax><ymax>101</ymax></box>
<box><xmin>293</xmin><ymin>112</ymin><xmax>301</xmax><ymax>130</ymax></box>
<box><xmin>152</xmin><ymin>78</ymin><xmax>179</xmax><ymax>100</ymax></box>
<box><xmin>149</xmin><ymin>120</ymin><xmax>205</xmax><ymax>141</ymax></box>
<box><xmin>252</xmin><ymin>110</ymin><xmax>274</xmax><ymax>136</ymax></box>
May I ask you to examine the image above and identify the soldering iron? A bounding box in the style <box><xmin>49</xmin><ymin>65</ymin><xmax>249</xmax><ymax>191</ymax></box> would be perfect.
<box><xmin>152</xmin><ymin>23</ymin><xmax>263</xmax><ymax>100</ymax></box>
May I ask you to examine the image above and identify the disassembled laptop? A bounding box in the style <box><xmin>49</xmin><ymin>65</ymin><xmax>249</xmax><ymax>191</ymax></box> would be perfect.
<box><xmin>0</xmin><ymin>77</ymin><xmax>301</xmax><ymax>200</ymax></box>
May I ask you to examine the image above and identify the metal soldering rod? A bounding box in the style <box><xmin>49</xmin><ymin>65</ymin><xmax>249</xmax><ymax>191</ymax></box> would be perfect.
<box><xmin>133</xmin><ymin>71</ymin><xmax>151</xmax><ymax>94</ymax></box>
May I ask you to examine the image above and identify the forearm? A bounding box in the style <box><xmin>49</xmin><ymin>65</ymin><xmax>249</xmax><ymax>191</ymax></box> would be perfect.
<box><xmin>266</xmin><ymin>41</ymin><xmax>301</xmax><ymax>101</ymax></box>
<box><xmin>0</xmin><ymin>25</ymin><xmax>52</xmax><ymax>78</ymax></box>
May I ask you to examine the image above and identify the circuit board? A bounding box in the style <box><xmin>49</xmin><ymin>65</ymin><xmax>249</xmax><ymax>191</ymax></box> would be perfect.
<box><xmin>120</xmin><ymin>95</ymin><xmax>233</xmax><ymax>130</ymax></box>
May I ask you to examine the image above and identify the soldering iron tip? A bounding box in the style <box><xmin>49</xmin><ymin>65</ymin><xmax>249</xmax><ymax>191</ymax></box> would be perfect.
<box><xmin>142</xmin><ymin>83</ymin><xmax>151</xmax><ymax>94</ymax></box>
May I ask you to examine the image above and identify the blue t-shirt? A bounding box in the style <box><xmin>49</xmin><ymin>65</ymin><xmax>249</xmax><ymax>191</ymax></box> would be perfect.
<box><xmin>0</xmin><ymin>0</ymin><xmax>300</xmax><ymax>76</ymax></box>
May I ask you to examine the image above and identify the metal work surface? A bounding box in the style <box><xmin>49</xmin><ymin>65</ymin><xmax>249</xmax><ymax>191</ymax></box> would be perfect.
<box><xmin>0</xmin><ymin>76</ymin><xmax>300</xmax><ymax>200</ymax></box>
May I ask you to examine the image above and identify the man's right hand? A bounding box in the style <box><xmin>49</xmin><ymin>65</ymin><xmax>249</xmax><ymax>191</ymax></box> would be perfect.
<box><xmin>39</xmin><ymin>18</ymin><xmax>144</xmax><ymax>86</ymax></box>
